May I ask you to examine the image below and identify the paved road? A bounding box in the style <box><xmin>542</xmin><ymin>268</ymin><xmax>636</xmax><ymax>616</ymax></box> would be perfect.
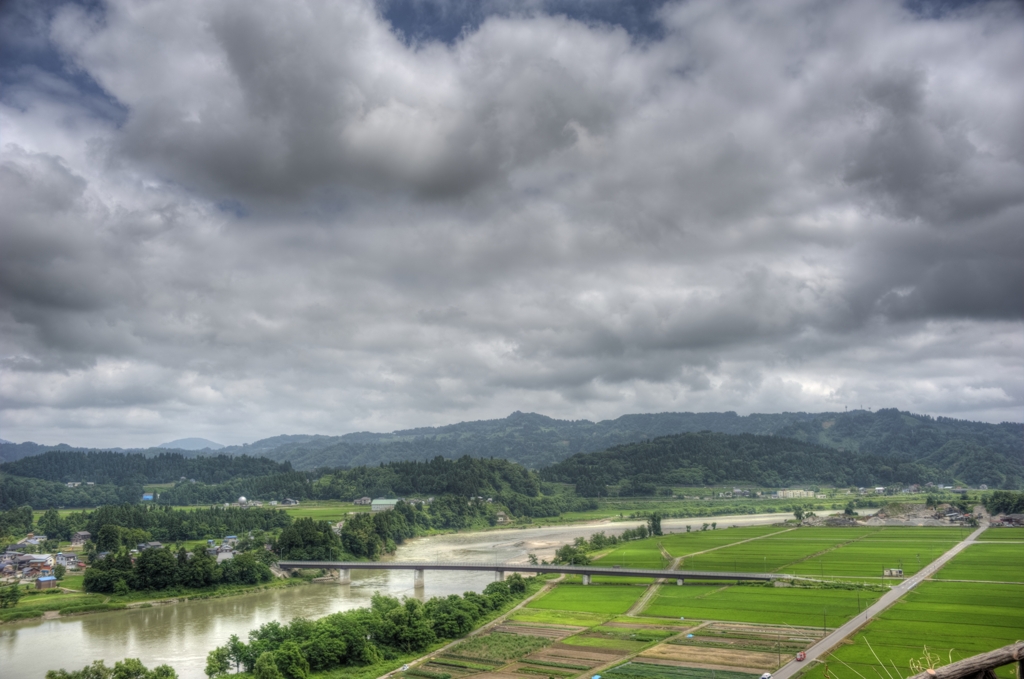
<box><xmin>772</xmin><ymin>523</ymin><xmax>988</xmax><ymax>679</ymax></box>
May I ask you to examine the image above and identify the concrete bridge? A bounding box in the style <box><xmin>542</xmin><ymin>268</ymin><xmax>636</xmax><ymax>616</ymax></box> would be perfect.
<box><xmin>276</xmin><ymin>561</ymin><xmax>776</xmax><ymax>586</ymax></box>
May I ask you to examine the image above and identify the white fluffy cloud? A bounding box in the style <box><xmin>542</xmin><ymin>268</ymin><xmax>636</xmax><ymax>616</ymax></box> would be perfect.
<box><xmin>1</xmin><ymin>0</ymin><xmax>1022</xmax><ymax>446</ymax></box>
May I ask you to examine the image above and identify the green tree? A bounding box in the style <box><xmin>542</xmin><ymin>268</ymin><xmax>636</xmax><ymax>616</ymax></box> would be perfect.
<box><xmin>96</xmin><ymin>524</ymin><xmax>123</xmax><ymax>552</ymax></box>
<box><xmin>552</xmin><ymin>544</ymin><xmax>590</xmax><ymax>565</ymax></box>
<box><xmin>204</xmin><ymin>647</ymin><xmax>230</xmax><ymax>678</ymax></box>
<box><xmin>112</xmin><ymin>658</ymin><xmax>149</xmax><ymax>679</ymax></box>
<box><xmin>253</xmin><ymin>653</ymin><xmax>284</xmax><ymax>679</ymax></box>
<box><xmin>507</xmin><ymin>573</ymin><xmax>526</xmax><ymax>595</ymax></box>
<box><xmin>54</xmin><ymin>564</ymin><xmax>67</xmax><ymax>580</ymax></box>
<box><xmin>45</xmin><ymin>660</ymin><xmax>113</xmax><ymax>679</ymax></box>
<box><xmin>134</xmin><ymin>549</ymin><xmax>178</xmax><ymax>591</ymax></box>
<box><xmin>0</xmin><ymin>583</ymin><xmax>23</xmax><ymax>608</ymax></box>
<box><xmin>226</xmin><ymin>634</ymin><xmax>247</xmax><ymax>673</ymax></box>
<box><xmin>38</xmin><ymin>508</ymin><xmax>68</xmax><ymax>540</ymax></box>
<box><xmin>647</xmin><ymin>512</ymin><xmax>663</xmax><ymax>536</ymax></box>
<box><xmin>273</xmin><ymin>642</ymin><xmax>309</xmax><ymax>679</ymax></box>
<box><xmin>179</xmin><ymin>548</ymin><xmax>217</xmax><ymax>588</ymax></box>
<box><xmin>794</xmin><ymin>507</ymin><xmax>805</xmax><ymax>521</ymax></box>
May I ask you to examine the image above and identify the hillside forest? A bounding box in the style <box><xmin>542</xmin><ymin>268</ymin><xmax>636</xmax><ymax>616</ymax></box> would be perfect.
<box><xmin>0</xmin><ymin>409</ymin><xmax>1020</xmax><ymax>515</ymax></box>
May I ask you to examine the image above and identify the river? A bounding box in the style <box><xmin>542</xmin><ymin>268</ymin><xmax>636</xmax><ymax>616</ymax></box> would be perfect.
<box><xmin>0</xmin><ymin>512</ymin><xmax>821</xmax><ymax>678</ymax></box>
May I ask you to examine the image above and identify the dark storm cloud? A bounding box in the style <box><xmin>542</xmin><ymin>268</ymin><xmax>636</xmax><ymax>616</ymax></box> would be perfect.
<box><xmin>1</xmin><ymin>0</ymin><xmax>1022</xmax><ymax>446</ymax></box>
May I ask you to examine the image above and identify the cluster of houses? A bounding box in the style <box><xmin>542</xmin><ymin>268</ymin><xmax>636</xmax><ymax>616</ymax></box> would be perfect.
<box><xmin>221</xmin><ymin>496</ymin><xmax>299</xmax><ymax>508</ymax></box>
<box><xmin>2</xmin><ymin>531</ymin><xmax>92</xmax><ymax>587</ymax></box>
<box><xmin>2</xmin><ymin>529</ymin><xmax>256</xmax><ymax>589</ymax></box>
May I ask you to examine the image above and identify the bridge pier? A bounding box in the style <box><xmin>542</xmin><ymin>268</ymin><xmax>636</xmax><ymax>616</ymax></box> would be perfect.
<box><xmin>414</xmin><ymin>569</ymin><xmax>424</xmax><ymax>587</ymax></box>
<box><xmin>495</xmin><ymin>570</ymin><xmax>505</xmax><ymax>581</ymax></box>
<box><xmin>582</xmin><ymin>574</ymin><xmax>591</xmax><ymax>586</ymax></box>
<box><xmin>339</xmin><ymin>568</ymin><xmax>350</xmax><ymax>584</ymax></box>
<box><xmin>676</xmin><ymin>578</ymin><xmax>684</xmax><ymax>586</ymax></box>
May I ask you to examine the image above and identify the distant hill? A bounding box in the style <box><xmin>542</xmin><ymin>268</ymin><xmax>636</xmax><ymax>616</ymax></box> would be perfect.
<box><xmin>212</xmin><ymin>411</ymin><xmax>821</xmax><ymax>470</ymax></box>
<box><xmin>212</xmin><ymin>409</ymin><xmax>1021</xmax><ymax>488</ymax></box>
<box><xmin>542</xmin><ymin>427</ymin><xmax>1021</xmax><ymax>490</ymax></box>
<box><xmin>0</xmin><ymin>450</ymin><xmax>291</xmax><ymax>485</ymax></box>
<box><xmin>158</xmin><ymin>437</ymin><xmax>224</xmax><ymax>450</ymax></box>
<box><xmin>3</xmin><ymin>409</ymin><xmax>1019</xmax><ymax>488</ymax></box>
<box><xmin>0</xmin><ymin>438</ymin><xmax>13</xmax><ymax>445</ymax></box>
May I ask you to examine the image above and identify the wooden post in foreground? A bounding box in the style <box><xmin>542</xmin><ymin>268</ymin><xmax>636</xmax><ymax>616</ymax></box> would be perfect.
<box><xmin>905</xmin><ymin>642</ymin><xmax>1024</xmax><ymax>679</ymax></box>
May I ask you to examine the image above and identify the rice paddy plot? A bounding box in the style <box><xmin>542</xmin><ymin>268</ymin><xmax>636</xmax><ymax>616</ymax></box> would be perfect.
<box><xmin>867</xmin><ymin>526</ymin><xmax>965</xmax><ymax>540</ymax></box>
<box><xmin>785</xmin><ymin>538</ymin><xmax>958</xmax><ymax>579</ymax></box>
<box><xmin>677</xmin><ymin>536</ymin><xmax>849</xmax><ymax>574</ymax></box>
<box><xmin>980</xmin><ymin>527</ymin><xmax>1024</xmax><ymax>541</ymax></box>
<box><xmin>643</xmin><ymin>583</ymin><xmax>879</xmax><ymax>628</ymax></box>
<box><xmin>933</xmin><ymin>542</ymin><xmax>1024</xmax><ymax>582</ymax></box>
<box><xmin>446</xmin><ymin>632</ymin><xmax>552</xmax><ymax>662</ymax></box>
<box><xmin>526</xmin><ymin>584</ymin><xmax>646</xmax><ymax>615</ymax></box>
<box><xmin>510</xmin><ymin>609</ymin><xmax>609</xmax><ymax>627</ymax></box>
<box><xmin>660</xmin><ymin>526</ymin><xmax>792</xmax><ymax>557</ymax></box>
<box><xmin>593</xmin><ymin>541</ymin><xmax>671</xmax><ymax>569</ymax></box>
<box><xmin>605</xmin><ymin>661</ymin><xmax>759</xmax><ymax>679</ymax></box>
<box><xmin>799</xmin><ymin>582</ymin><xmax>1024</xmax><ymax>679</ymax></box>
<box><xmin>561</xmin><ymin>635</ymin><xmax>649</xmax><ymax>652</ymax></box>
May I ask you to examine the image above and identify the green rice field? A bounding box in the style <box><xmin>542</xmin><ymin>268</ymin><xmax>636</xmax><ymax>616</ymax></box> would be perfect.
<box><xmin>979</xmin><ymin>527</ymin><xmax>1024</xmax><ymax>541</ymax></box>
<box><xmin>801</xmin><ymin>581</ymin><xmax>1024</xmax><ymax>679</ymax></box>
<box><xmin>676</xmin><ymin>527</ymin><xmax>962</xmax><ymax>578</ymax></box>
<box><xmin>593</xmin><ymin>541</ymin><xmax>670</xmax><ymax>569</ymax></box>
<box><xmin>525</xmin><ymin>584</ymin><xmax>646</xmax><ymax>614</ymax></box>
<box><xmin>509</xmin><ymin>608</ymin><xmax>610</xmax><ymax>627</ymax></box>
<box><xmin>933</xmin><ymin>542</ymin><xmax>1024</xmax><ymax>582</ymax></box>
<box><xmin>660</xmin><ymin>526</ymin><xmax>793</xmax><ymax>557</ymax></box>
<box><xmin>643</xmin><ymin>583</ymin><xmax>880</xmax><ymax>628</ymax></box>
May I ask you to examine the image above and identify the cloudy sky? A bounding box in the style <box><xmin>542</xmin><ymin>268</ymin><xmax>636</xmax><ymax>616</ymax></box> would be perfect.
<box><xmin>1</xmin><ymin>0</ymin><xmax>1022</xmax><ymax>448</ymax></box>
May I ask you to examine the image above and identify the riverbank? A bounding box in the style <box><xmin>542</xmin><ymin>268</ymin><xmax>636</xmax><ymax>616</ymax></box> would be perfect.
<box><xmin>0</xmin><ymin>570</ymin><xmax>317</xmax><ymax>625</ymax></box>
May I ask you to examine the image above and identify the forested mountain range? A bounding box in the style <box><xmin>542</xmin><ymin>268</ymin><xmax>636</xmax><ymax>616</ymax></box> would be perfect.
<box><xmin>542</xmin><ymin>428</ymin><xmax>1022</xmax><ymax>491</ymax></box>
<box><xmin>0</xmin><ymin>451</ymin><xmax>290</xmax><ymax>485</ymax></box>
<box><xmin>211</xmin><ymin>409</ymin><xmax>1022</xmax><ymax>482</ymax></box>
<box><xmin>2</xmin><ymin>408</ymin><xmax>1020</xmax><ymax>489</ymax></box>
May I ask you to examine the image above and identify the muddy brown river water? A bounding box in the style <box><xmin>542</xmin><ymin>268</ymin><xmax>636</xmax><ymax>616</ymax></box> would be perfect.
<box><xmin>1</xmin><ymin>512</ymin><xmax>822</xmax><ymax>678</ymax></box>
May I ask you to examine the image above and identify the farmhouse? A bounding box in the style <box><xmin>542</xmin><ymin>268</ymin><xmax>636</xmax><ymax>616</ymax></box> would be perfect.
<box><xmin>55</xmin><ymin>553</ymin><xmax>78</xmax><ymax>569</ymax></box>
<box><xmin>354</xmin><ymin>497</ymin><xmax>372</xmax><ymax>505</ymax></box>
<box><xmin>1000</xmin><ymin>514</ymin><xmax>1024</xmax><ymax>527</ymax></box>
<box><xmin>71</xmin><ymin>531</ymin><xmax>91</xmax><ymax>547</ymax></box>
<box><xmin>372</xmin><ymin>498</ymin><xmax>399</xmax><ymax>512</ymax></box>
